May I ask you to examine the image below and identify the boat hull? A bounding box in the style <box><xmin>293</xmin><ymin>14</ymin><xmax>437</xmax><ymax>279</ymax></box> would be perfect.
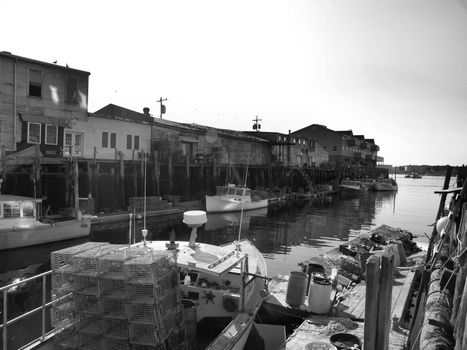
<box><xmin>0</xmin><ymin>219</ymin><xmax>91</xmax><ymax>250</ymax></box>
<box><xmin>205</xmin><ymin>195</ymin><xmax>268</xmax><ymax>213</ymax></box>
<box><xmin>373</xmin><ymin>183</ymin><xmax>398</xmax><ymax>191</ymax></box>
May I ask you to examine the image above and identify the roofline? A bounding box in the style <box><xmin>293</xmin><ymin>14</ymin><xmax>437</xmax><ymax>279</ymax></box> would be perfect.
<box><xmin>0</xmin><ymin>51</ymin><xmax>90</xmax><ymax>75</ymax></box>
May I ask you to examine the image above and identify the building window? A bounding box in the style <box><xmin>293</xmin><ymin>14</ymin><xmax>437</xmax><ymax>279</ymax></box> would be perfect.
<box><xmin>29</xmin><ymin>69</ymin><xmax>42</xmax><ymax>97</ymax></box>
<box><xmin>333</xmin><ymin>146</ymin><xmax>337</xmax><ymax>152</ymax></box>
<box><xmin>27</xmin><ymin>122</ymin><xmax>41</xmax><ymax>144</ymax></box>
<box><xmin>45</xmin><ymin>124</ymin><xmax>58</xmax><ymax>145</ymax></box>
<box><xmin>64</xmin><ymin>131</ymin><xmax>83</xmax><ymax>156</ymax></box>
<box><xmin>66</xmin><ymin>76</ymin><xmax>78</xmax><ymax>103</ymax></box>
<box><xmin>102</xmin><ymin>132</ymin><xmax>108</xmax><ymax>148</ymax></box>
<box><xmin>127</xmin><ymin>135</ymin><xmax>132</xmax><ymax>150</ymax></box>
<box><xmin>110</xmin><ymin>133</ymin><xmax>116</xmax><ymax>148</ymax></box>
<box><xmin>134</xmin><ymin>135</ymin><xmax>139</xmax><ymax>150</ymax></box>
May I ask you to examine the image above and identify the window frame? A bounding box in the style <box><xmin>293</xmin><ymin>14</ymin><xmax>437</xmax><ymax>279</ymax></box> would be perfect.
<box><xmin>126</xmin><ymin>134</ymin><xmax>132</xmax><ymax>150</ymax></box>
<box><xmin>134</xmin><ymin>135</ymin><xmax>139</xmax><ymax>150</ymax></box>
<box><xmin>102</xmin><ymin>132</ymin><xmax>109</xmax><ymax>148</ymax></box>
<box><xmin>45</xmin><ymin>124</ymin><xmax>58</xmax><ymax>145</ymax></box>
<box><xmin>27</xmin><ymin>122</ymin><xmax>41</xmax><ymax>144</ymax></box>
<box><xmin>65</xmin><ymin>76</ymin><xmax>79</xmax><ymax>103</ymax></box>
<box><xmin>110</xmin><ymin>133</ymin><xmax>116</xmax><ymax>149</ymax></box>
<box><xmin>28</xmin><ymin>69</ymin><xmax>42</xmax><ymax>97</ymax></box>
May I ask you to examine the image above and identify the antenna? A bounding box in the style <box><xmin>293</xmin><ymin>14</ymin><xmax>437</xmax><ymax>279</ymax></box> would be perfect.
<box><xmin>237</xmin><ymin>150</ymin><xmax>251</xmax><ymax>245</ymax></box>
<box><xmin>252</xmin><ymin>115</ymin><xmax>262</xmax><ymax>132</ymax></box>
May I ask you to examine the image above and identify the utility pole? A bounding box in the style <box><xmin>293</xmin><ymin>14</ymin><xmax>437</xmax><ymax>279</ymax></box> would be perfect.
<box><xmin>157</xmin><ymin>97</ymin><xmax>167</xmax><ymax>118</ymax></box>
<box><xmin>252</xmin><ymin>115</ymin><xmax>262</xmax><ymax>132</ymax></box>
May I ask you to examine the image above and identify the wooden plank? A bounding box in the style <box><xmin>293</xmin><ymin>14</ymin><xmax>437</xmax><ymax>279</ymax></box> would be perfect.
<box><xmin>376</xmin><ymin>254</ymin><xmax>394</xmax><ymax>350</ymax></box>
<box><xmin>364</xmin><ymin>255</ymin><xmax>381</xmax><ymax>350</ymax></box>
<box><xmin>391</xmin><ymin>269</ymin><xmax>415</xmax><ymax>324</ymax></box>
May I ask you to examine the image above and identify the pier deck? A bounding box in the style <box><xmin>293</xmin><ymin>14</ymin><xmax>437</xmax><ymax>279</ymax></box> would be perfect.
<box><xmin>266</xmin><ymin>266</ymin><xmax>417</xmax><ymax>349</ymax></box>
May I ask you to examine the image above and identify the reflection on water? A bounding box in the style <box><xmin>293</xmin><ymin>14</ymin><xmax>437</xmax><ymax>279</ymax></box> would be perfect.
<box><xmin>1</xmin><ymin>176</ymin><xmax>454</xmax><ymax>280</ymax></box>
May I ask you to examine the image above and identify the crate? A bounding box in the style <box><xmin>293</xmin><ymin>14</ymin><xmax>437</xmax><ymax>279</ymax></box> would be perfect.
<box><xmin>126</xmin><ymin>303</ymin><xmax>158</xmax><ymax>324</ymax></box>
<box><xmin>125</xmin><ymin>283</ymin><xmax>155</xmax><ymax>303</ymax></box>
<box><xmin>51</xmin><ymin>297</ymin><xmax>77</xmax><ymax>328</ymax></box>
<box><xmin>98</xmin><ymin>246</ymin><xmax>147</xmax><ymax>279</ymax></box>
<box><xmin>100</xmin><ymin>298</ymin><xmax>126</xmax><ymax>319</ymax></box>
<box><xmin>72</xmin><ymin>274</ymin><xmax>99</xmax><ymax>296</ymax></box>
<box><xmin>129</xmin><ymin>323</ymin><xmax>165</xmax><ymax>345</ymax></box>
<box><xmin>123</xmin><ymin>250</ymin><xmax>173</xmax><ymax>285</ymax></box>
<box><xmin>54</xmin><ymin>326</ymin><xmax>78</xmax><ymax>349</ymax></box>
<box><xmin>74</xmin><ymin>294</ymin><xmax>99</xmax><ymax>316</ymax></box>
<box><xmin>71</xmin><ymin>245</ymin><xmax>124</xmax><ymax>277</ymax></box>
<box><xmin>100</xmin><ymin>278</ymin><xmax>125</xmax><ymax>299</ymax></box>
<box><xmin>77</xmin><ymin>332</ymin><xmax>102</xmax><ymax>350</ymax></box>
<box><xmin>51</xmin><ymin>242</ymin><xmax>108</xmax><ymax>271</ymax></box>
<box><xmin>102</xmin><ymin>318</ymin><xmax>129</xmax><ymax>340</ymax></box>
<box><xmin>102</xmin><ymin>338</ymin><xmax>130</xmax><ymax>350</ymax></box>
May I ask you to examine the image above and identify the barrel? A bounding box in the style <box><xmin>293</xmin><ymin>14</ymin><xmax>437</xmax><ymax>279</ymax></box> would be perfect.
<box><xmin>182</xmin><ymin>299</ymin><xmax>197</xmax><ymax>341</ymax></box>
<box><xmin>306</xmin><ymin>263</ymin><xmax>325</xmax><ymax>295</ymax></box>
<box><xmin>308</xmin><ymin>275</ymin><xmax>332</xmax><ymax>314</ymax></box>
<box><xmin>286</xmin><ymin>271</ymin><xmax>308</xmax><ymax>307</ymax></box>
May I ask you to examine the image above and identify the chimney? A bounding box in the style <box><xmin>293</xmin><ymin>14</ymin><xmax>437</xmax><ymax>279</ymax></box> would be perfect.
<box><xmin>143</xmin><ymin>107</ymin><xmax>150</xmax><ymax>115</ymax></box>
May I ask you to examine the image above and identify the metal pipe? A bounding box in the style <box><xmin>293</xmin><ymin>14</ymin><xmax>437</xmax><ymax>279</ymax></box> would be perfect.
<box><xmin>41</xmin><ymin>275</ymin><xmax>46</xmax><ymax>340</ymax></box>
<box><xmin>13</xmin><ymin>58</ymin><xmax>17</xmax><ymax>151</ymax></box>
<box><xmin>3</xmin><ymin>289</ymin><xmax>7</xmax><ymax>350</ymax></box>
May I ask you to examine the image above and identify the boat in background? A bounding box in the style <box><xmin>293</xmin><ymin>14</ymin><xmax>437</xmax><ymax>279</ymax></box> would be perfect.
<box><xmin>373</xmin><ymin>178</ymin><xmax>398</xmax><ymax>191</ymax></box>
<box><xmin>405</xmin><ymin>172</ymin><xmax>422</xmax><ymax>179</ymax></box>
<box><xmin>0</xmin><ymin>194</ymin><xmax>91</xmax><ymax>250</ymax></box>
<box><xmin>339</xmin><ymin>179</ymin><xmax>364</xmax><ymax>192</ymax></box>
<box><xmin>206</xmin><ymin>184</ymin><xmax>268</xmax><ymax>213</ymax></box>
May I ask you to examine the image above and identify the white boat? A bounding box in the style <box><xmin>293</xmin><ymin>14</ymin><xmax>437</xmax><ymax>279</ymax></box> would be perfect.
<box><xmin>0</xmin><ymin>194</ymin><xmax>91</xmax><ymax>250</ymax></box>
<box><xmin>339</xmin><ymin>179</ymin><xmax>364</xmax><ymax>192</ymax></box>
<box><xmin>206</xmin><ymin>184</ymin><xmax>268</xmax><ymax>213</ymax></box>
<box><xmin>373</xmin><ymin>178</ymin><xmax>398</xmax><ymax>191</ymax></box>
<box><xmin>29</xmin><ymin>211</ymin><xmax>268</xmax><ymax>350</ymax></box>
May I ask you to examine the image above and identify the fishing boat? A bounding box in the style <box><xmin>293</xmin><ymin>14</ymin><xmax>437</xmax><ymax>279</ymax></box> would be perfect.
<box><xmin>0</xmin><ymin>194</ymin><xmax>91</xmax><ymax>250</ymax></box>
<box><xmin>205</xmin><ymin>184</ymin><xmax>268</xmax><ymax>213</ymax></box>
<box><xmin>405</xmin><ymin>172</ymin><xmax>422</xmax><ymax>179</ymax></box>
<box><xmin>2</xmin><ymin>210</ymin><xmax>268</xmax><ymax>350</ymax></box>
<box><xmin>339</xmin><ymin>179</ymin><xmax>364</xmax><ymax>192</ymax></box>
<box><xmin>373</xmin><ymin>178</ymin><xmax>398</xmax><ymax>191</ymax></box>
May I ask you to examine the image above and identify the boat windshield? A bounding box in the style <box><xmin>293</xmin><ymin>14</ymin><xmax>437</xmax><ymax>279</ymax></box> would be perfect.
<box><xmin>2</xmin><ymin>202</ymin><xmax>21</xmax><ymax>218</ymax></box>
<box><xmin>22</xmin><ymin>201</ymin><xmax>35</xmax><ymax>217</ymax></box>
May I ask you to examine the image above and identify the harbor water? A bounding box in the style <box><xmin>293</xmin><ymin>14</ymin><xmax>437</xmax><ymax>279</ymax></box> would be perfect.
<box><xmin>0</xmin><ymin>175</ymin><xmax>456</xmax><ymax>348</ymax></box>
<box><xmin>0</xmin><ymin>175</ymin><xmax>455</xmax><ymax>279</ymax></box>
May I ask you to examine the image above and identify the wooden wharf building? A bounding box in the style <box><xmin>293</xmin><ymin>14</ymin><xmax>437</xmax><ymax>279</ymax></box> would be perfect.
<box><xmin>0</xmin><ymin>51</ymin><xmax>386</xmax><ymax>215</ymax></box>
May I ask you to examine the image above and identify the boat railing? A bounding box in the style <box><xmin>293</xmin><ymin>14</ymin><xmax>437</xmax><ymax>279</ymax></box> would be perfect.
<box><xmin>1</xmin><ymin>269</ymin><xmax>66</xmax><ymax>350</ymax></box>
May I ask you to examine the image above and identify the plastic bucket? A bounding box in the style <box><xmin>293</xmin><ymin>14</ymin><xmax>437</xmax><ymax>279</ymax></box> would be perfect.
<box><xmin>286</xmin><ymin>271</ymin><xmax>308</xmax><ymax>307</ymax></box>
<box><xmin>308</xmin><ymin>275</ymin><xmax>332</xmax><ymax>314</ymax></box>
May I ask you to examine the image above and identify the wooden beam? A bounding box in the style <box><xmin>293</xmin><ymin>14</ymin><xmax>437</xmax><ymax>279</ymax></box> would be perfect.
<box><xmin>364</xmin><ymin>255</ymin><xmax>381</xmax><ymax>350</ymax></box>
<box><xmin>376</xmin><ymin>253</ymin><xmax>394</xmax><ymax>350</ymax></box>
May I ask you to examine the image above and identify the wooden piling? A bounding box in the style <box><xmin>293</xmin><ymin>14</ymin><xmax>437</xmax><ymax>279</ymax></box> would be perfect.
<box><xmin>451</xmin><ymin>203</ymin><xmax>467</xmax><ymax>327</ymax></box>
<box><xmin>376</xmin><ymin>253</ymin><xmax>394</xmax><ymax>350</ymax></box>
<box><xmin>364</xmin><ymin>255</ymin><xmax>381</xmax><ymax>350</ymax></box>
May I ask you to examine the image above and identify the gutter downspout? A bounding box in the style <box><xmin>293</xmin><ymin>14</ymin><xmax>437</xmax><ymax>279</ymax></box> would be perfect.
<box><xmin>13</xmin><ymin>58</ymin><xmax>17</xmax><ymax>151</ymax></box>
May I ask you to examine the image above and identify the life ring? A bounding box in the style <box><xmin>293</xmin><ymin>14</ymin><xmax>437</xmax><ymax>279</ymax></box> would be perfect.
<box><xmin>223</xmin><ymin>298</ymin><xmax>237</xmax><ymax>313</ymax></box>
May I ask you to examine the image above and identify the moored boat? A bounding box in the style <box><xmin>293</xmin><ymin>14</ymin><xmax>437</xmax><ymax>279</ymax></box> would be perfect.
<box><xmin>373</xmin><ymin>178</ymin><xmax>398</xmax><ymax>191</ymax></box>
<box><xmin>0</xmin><ymin>194</ymin><xmax>91</xmax><ymax>250</ymax></box>
<box><xmin>339</xmin><ymin>179</ymin><xmax>364</xmax><ymax>192</ymax></box>
<box><xmin>205</xmin><ymin>184</ymin><xmax>268</xmax><ymax>213</ymax></box>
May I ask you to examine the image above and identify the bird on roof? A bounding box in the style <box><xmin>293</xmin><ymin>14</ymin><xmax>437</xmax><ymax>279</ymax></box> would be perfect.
<box><xmin>66</xmin><ymin>64</ymin><xmax>69</xmax><ymax>68</ymax></box>
<box><xmin>53</xmin><ymin>60</ymin><xmax>57</xmax><ymax>64</ymax></box>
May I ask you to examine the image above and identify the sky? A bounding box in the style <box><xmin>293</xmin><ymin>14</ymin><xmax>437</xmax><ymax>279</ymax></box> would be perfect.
<box><xmin>2</xmin><ymin>0</ymin><xmax>467</xmax><ymax>166</ymax></box>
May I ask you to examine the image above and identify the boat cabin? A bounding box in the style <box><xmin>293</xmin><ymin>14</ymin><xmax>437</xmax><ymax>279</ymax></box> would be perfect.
<box><xmin>0</xmin><ymin>195</ymin><xmax>41</xmax><ymax>229</ymax></box>
<box><xmin>216</xmin><ymin>184</ymin><xmax>251</xmax><ymax>197</ymax></box>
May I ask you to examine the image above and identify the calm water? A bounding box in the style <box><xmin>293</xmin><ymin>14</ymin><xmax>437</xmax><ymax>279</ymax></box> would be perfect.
<box><xmin>0</xmin><ymin>175</ymin><xmax>455</xmax><ymax>281</ymax></box>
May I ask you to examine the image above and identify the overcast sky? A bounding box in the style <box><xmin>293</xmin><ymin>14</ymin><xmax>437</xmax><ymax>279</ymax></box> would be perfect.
<box><xmin>3</xmin><ymin>0</ymin><xmax>467</xmax><ymax>166</ymax></box>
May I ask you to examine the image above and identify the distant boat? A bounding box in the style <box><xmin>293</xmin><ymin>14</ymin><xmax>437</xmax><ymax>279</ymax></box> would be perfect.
<box><xmin>373</xmin><ymin>178</ymin><xmax>398</xmax><ymax>191</ymax></box>
<box><xmin>0</xmin><ymin>194</ymin><xmax>91</xmax><ymax>250</ymax></box>
<box><xmin>339</xmin><ymin>179</ymin><xmax>364</xmax><ymax>192</ymax></box>
<box><xmin>206</xmin><ymin>184</ymin><xmax>268</xmax><ymax>213</ymax></box>
<box><xmin>405</xmin><ymin>172</ymin><xmax>422</xmax><ymax>179</ymax></box>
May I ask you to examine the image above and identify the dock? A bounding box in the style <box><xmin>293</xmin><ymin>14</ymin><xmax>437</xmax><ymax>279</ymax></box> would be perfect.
<box><xmin>260</xmin><ymin>224</ymin><xmax>425</xmax><ymax>349</ymax></box>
